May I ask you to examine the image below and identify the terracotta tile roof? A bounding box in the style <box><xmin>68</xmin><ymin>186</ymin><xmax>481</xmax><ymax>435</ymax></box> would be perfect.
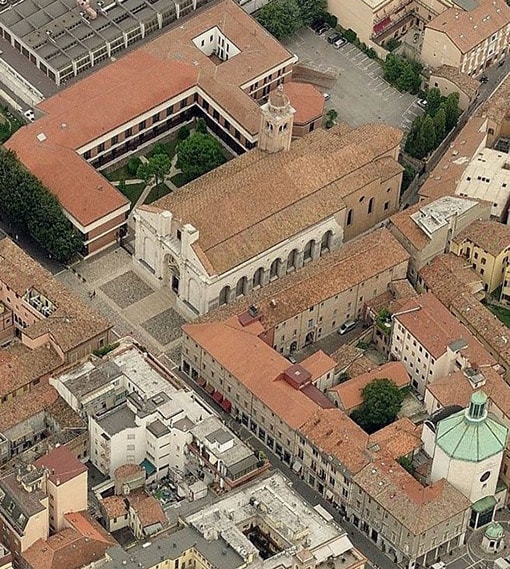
<box><xmin>394</xmin><ymin>292</ymin><xmax>495</xmax><ymax>365</ymax></box>
<box><xmin>299</xmin><ymin>408</ymin><xmax>369</xmax><ymax>475</ymax></box>
<box><xmin>0</xmin><ymin>343</ymin><xmax>62</xmax><ymax>397</ymax></box>
<box><xmin>114</xmin><ymin>463</ymin><xmax>145</xmax><ymax>480</ymax></box>
<box><xmin>388</xmin><ymin>200</ymin><xmax>431</xmax><ymax>251</ymax></box>
<box><xmin>6</xmin><ymin>0</ymin><xmax>294</xmax><ymax>228</ymax></box>
<box><xmin>329</xmin><ymin>343</ymin><xmax>376</xmax><ymax>377</ymax></box>
<box><xmin>354</xmin><ymin>457</ymin><xmax>471</xmax><ymax>535</ymax></box>
<box><xmin>454</xmin><ymin>219</ymin><xmax>510</xmax><ymax>256</ymax></box>
<box><xmin>200</xmin><ymin>228</ymin><xmax>409</xmax><ymax>330</ymax></box>
<box><xmin>0</xmin><ymin>382</ymin><xmax>59</xmax><ymax>432</ymax></box>
<box><xmin>0</xmin><ymin>238</ymin><xmax>111</xmax><ymax>354</ymax></box>
<box><xmin>283</xmin><ymin>82</ymin><xmax>324</xmax><ymax>125</ymax></box>
<box><xmin>22</xmin><ymin>512</ymin><xmax>116</xmax><ymax>569</ymax></box>
<box><xmin>100</xmin><ymin>496</ymin><xmax>128</xmax><ymax>520</ymax></box>
<box><xmin>34</xmin><ymin>446</ymin><xmax>87</xmax><ymax>486</ymax></box>
<box><xmin>476</xmin><ymin>73</ymin><xmax>510</xmax><ymax>124</ymax></box>
<box><xmin>46</xmin><ymin>396</ymin><xmax>86</xmax><ymax>430</ymax></box>
<box><xmin>184</xmin><ymin>320</ymin><xmax>322</xmax><ymax>429</ymax></box>
<box><xmin>419</xmin><ymin>116</ymin><xmax>488</xmax><ymax>201</ymax></box>
<box><xmin>329</xmin><ymin>361</ymin><xmax>410</xmax><ymax>412</ymax></box>
<box><xmin>431</xmin><ymin>66</ymin><xmax>479</xmax><ymax>100</ymax></box>
<box><xmin>128</xmin><ymin>492</ymin><xmax>166</xmax><ymax>529</ymax></box>
<box><xmin>369</xmin><ymin>418</ymin><xmax>422</xmax><ymax>459</ymax></box>
<box><xmin>299</xmin><ymin>351</ymin><xmax>336</xmax><ymax>382</ymax></box>
<box><xmin>426</xmin><ymin>0</ymin><xmax>510</xmax><ymax>54</ymax></box>
<box><xmin>155</xmin><ymin>124</ymin><xmax>402</xmax><ymax>274</ymax></box>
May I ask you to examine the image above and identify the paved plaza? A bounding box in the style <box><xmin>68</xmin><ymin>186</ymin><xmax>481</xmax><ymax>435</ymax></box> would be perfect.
<box><xmin>55</xmin><ymin>247</ymin><xmax>189</xmax><ymax>356</ymax></box>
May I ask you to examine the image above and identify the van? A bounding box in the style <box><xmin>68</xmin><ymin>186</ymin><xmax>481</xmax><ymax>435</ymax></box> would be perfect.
<box><xmin>338</xmin><ymin>320</ymin><xmax>356</xmax><ymax>335</ymax></box>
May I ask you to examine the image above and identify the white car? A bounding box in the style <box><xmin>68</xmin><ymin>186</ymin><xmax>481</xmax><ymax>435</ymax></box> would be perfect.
<box><xmin>24</xmin><ymin>109</ymin><xmax>35</xmax><ymax>122</ymax></box>
<box><xmin>417</xmin><ymin>98</ymin><xmax>428</xmax><ymax>110</ymax></box>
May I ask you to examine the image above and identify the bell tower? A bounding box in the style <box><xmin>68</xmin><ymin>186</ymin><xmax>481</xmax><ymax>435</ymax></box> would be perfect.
<box><xmin>258</xmin><ymin>84</ymin><xmax>295</xmax><ymax>153</ymax></box>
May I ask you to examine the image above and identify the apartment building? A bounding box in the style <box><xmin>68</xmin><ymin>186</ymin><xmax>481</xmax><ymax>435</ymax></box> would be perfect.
<box><xmin>389</xmin><ymin>292</ymin><xmax>497</xmax><ymax>395</ymax></box>
<box><xmin>198</xmin><ymin>228</ymin><xmax>410</xmax><ymax>355</ymax></box>
<box><xmin>418</xmin><ymin>254</ymin><xmax>510</xmax><ymax>375</ymax></box>
<box><xmin>6</xmin><ymin>0</ymin><xmax>297</xmax><ymax>256</ymax></box>
<box><xmin>450</xmin><ymin>219</ymin><xmax>510</xmax><ymax>292</ymax></box>
<box><xmin>421</xmin><ymin>0</ymin><xmax>510</xmax><ymax>77</ymax></box>
<box><xmin>388</xmin><ymin>196</ymin><xmax>490</xmax><ymax>284</ymax></box>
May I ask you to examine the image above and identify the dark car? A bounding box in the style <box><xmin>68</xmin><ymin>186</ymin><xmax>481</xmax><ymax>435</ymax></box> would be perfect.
<box><xmin>327</xmin><ymin>32</ymin><xmax>342</xmax><ymax>44</ymax></box>
<box><xmin>480</xmin><ymin>75</ymin><xmax>489</xmax><ymax>83</ymax></box>
<box><xmin>311</xmin><ymin>18</ymin><xmax>325</xmax><ymax>32</ymax></box>
<box><xmin>316</xmin><ymin>23</ymin><xmax>330</xmax><ymax>35</ymax></box>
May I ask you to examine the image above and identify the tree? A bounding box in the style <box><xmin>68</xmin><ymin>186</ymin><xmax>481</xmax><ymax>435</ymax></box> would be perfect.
<box><xmin>325</xmin><ymin>109</ymin><xmax>338</xmax><ymax>128</ymax></box>
<box><xmin>195</xmin><ymin>118</ymin><xmax>208</xmax><ymax>134</ymax></box>
<box><xmin>176</xmin><ymin>132</ymin><xmax>226</xmax><ymax>181</ymax></box>
<box><xmin>416</xmin><ymin>114</ymin><xmax>437</xmax><ymax>158</ymax></box>
<box><xmin>137</xmin><ymin>153</ymin><xmax>171</xmax><ymax>186</ymax></box>
<box><xmin>433</xmin><ymin>107</ymin><xmax>446</xmax><ymax>145</ymax></box>
<box><xmin>0</xmin><ymin>148</ymin><xmax>82</xmax><ymax>262</ymax></box>
<box><xmin>177</xmin><ymin>124</ymin><xmax>191</xmax><ymax>141</ymax></box>
<box><xmin>296</xmin><ymin>0</ymin><xmax>326</xmax><ymax>25</ymax></box>
<box><xmin>443</xmin><ymin>92</ymin><xmax>461</xmax><ymax>132</ymax></box>
<box><xmin>425</xmin><ymin>87</ymin><xmax>442</xmax><ymax>117</ymax></box>
<box><xmin>350</xmin><ymin>378</ymin><xmax>404</xmax><ymax>434</ymax></box>
<box><xmin>127</xmin><ymin>156</ymin><xmax>141</xmax><ymax>176</ymax></box>
<box><xmin>383</xmin><ymin>54</ymin><xmax>401</xmax><ymax>83</ymax></box>
<box><xmin>256</xmin><ymin>0</ymin><xmax>303</xmax><ymax>40</ymax></box>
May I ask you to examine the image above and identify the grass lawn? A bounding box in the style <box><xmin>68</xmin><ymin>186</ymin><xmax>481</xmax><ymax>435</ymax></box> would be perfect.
<box><xmin>0</xmin><ymin>106</ymin><xmax>23</xmax><ymax>143</ymax></box>
<box><xmin>145</xmin><ymin>182</ymin><xmax>171</xmax><ymax>204</ymax></box>
<box><xmin>487</xmin><ymin>304</ymin><xmax>510</xmax><ymax>328</ymax></box>
<box><xmin>118</xmin><ymin>182</ymin><xmax>146</xmax><ymax>206</ymax></box>
<box><xmin>147</xmin><ymin>139</ymin><xmax>179</xmax><ymax>159</ymax></box>
<box><xmin>104</xmin><ymin>164</ymin><xmax>132</xmax><ymax>182</ymax></box>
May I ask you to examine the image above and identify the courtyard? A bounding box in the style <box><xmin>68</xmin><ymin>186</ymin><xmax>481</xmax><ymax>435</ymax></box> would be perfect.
<box><xmin>284</xmin><ymin>28</ymin><xmax>424</xmax><ymax>131</ymax></box>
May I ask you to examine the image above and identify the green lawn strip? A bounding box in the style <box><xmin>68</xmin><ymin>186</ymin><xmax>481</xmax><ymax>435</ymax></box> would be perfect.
<box><xmin>145</xmin><ymin>182</ymin><xmax>172</xmax><ymax>204</ymax></box>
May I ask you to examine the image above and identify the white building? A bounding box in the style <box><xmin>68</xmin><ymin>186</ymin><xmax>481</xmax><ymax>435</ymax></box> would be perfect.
<box><xmin>426</xmin><ymin>391</ymin><xmax>508</xmax><ymax>528</ymax></box>
<box><xmin>389</xmin><ymin>292</ymin><xmax>495</xmax><ymax>395</ymax></box>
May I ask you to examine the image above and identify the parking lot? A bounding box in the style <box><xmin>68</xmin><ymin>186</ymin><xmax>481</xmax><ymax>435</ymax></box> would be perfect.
<box><xmin>284</xmin><ymin>28</ymin><xmax>424</xmax><ymax>131</ymax></box>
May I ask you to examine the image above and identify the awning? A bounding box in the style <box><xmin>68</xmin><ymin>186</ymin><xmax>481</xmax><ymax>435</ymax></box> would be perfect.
<box><xmin>221</xmin><ymin>399</ymin><xmax>232</xmax><ymax>413</ymax></box>
<box><xmin>197</xmin><ymin>377</ymin><xmax>206</xmax><ymax>387</ymax></box>
<box><xmin>212</xmin><ymin>391</ymin><xmax>223</xmax><ymax>404</ymax></box>
<box><xmin>140</xmin><ymin>458</ymin><xmax>156</xmax><ymax>476</ymax></box>
<box><xmin>292</xmin><ymin>460</ymin><xmax>303</xmax><ymax>473</ymax></box>
<box><xmin>205</xmin><ymin>384</ymin><xmax>215</xmax><ymax>395</ymax></box>
<box><xmin>472</xmin><ymin>495</ymin><xmax>496</xmax><ymax>513</ymax></box>
<box><xmin>373</xmin><ymin>16</ymin><xmax>391</xmax><ymax>34</ymax></box>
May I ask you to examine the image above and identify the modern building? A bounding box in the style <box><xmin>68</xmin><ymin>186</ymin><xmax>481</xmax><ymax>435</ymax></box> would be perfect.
<box><xmin>388</xmin><ymin>195</ymin><xmax>490</xmax><ymax>284</ymax></box>
<box><xmin>427</xmin><ymin>391</ymin><xmax>508</xmax><ymax>527</ymax></box>
<box><xmin>389</xmin><ymin>292</ymin><xmax>497</xmax><ymax>394</ymax></box>
<box><xmin>421</xmin><ymin>0</ymin><xmax>510</xmax><ymax>77</ymax></box>
<box><xmin>134</xmin><ymin>118</ymin><xmax>403</xmax><ymax>316</ymax></box>
<box><xmin>450</xmin><ymin>219</ymin><xmax>510</xmax><ymax>293</ymax></box>
<box><xmin>186</xmin><ymin>471</ymin><xmax>367</xmax><ymax>569</ymax></box>
<box><xmin>6</xmin><ymin>0</ymin><xmax>298</xmax><ymax>256</ymax></box>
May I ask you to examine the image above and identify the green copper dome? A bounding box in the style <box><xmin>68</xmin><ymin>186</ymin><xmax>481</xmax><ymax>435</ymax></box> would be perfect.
<box><xmin>485</xmin><ymin>522</ymin><xmax>504</xmax><ymax>540</ymax></box>
<box><xmin>435</xmin><ymin>391</ymin><xmax>508</xmax><ymax>462</ymax></box>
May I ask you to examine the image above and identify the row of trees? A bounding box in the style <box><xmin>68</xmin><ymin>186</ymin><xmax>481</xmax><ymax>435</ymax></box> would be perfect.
<box><xmin>383</xmin><ymin>53</ymin><xmax>423</xmax><ymax>94</ymax></box>
<box><xmin>256</xmin><ymin>0</ymin><xmax>328</xmax><ymax>40</ymax></box>
<box><xmin>405</xmin><ymin>90</ymin><xmax>461</xmax><ymax>159</ymax></box>
<box><xmin>0</xmin><ymin>148</ymin><xmax>82</xmax><ymax>262</ymax></box>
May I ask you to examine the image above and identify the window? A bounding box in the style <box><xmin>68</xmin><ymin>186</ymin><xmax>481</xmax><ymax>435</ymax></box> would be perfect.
<box><xmin>346</xmin><ymin>209</ymin><xmax>353</xmax><ymax>226</ymax></box>
<box><xmin>367</xmin><ymin>197</ymin><xmax>374</xmax><ymax>214</ymax></box>
<box><xmin>384</xmin><ymin>201</ymin><xmax>390</xmax><ymax>210</ymax></box>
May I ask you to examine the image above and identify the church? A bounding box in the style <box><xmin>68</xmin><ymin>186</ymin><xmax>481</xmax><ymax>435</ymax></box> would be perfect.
<box><xmin>133</xmin><ymin>86</ymin><xmax>403</xmax><ymax>316</ymax></box>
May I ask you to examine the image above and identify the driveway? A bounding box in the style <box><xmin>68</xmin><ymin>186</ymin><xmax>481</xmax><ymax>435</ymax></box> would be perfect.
<box><xmin>284</xmin><ymin>28</ymin><xmax>423</xmax><ymax>131</ymax></box>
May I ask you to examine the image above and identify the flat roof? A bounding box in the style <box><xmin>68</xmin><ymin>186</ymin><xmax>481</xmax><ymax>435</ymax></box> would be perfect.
<box><xmin>96</xmin><ymin>403</ymin><xmax>135</xmax><ymax>436</ymax></box>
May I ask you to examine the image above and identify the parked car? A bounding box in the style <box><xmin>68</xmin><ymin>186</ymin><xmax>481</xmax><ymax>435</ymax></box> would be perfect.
<box><xmin>23</xmin><ymin>109</ymin><xmax>35</xmax><ymax>122</ymax></box>
<box><xmin>417</xmin><ymin>98</ymin><xmax>428</xmax><ymax>109</ymax></box>
<box><xmin>498</xmin><ymin>59</ymin><xmax>505</xmax><ymax>67</ymax></box>
<box><xmin>286</xmin><ymin>354</ymin><xmax>298</xmax><ymax>364</ymax></box>
<box><xmin>480</xmin><ymin>75</ymin><xmax>489</xmax><ymax>83</ymax></box>
<box><xmin>311</xmin><ymin>18</ymin><xmax>325</xmax><ymax>32</ymax></box>
<box><xmin>333</xmin><ymin>37</ymin><xmax>347</xmax><ymax>49</ymax></box>
<box><xmin>338</xmin><ymin>320</ymin><xmax>357</xmax><ymax>335</ymax></box>
<box><xmin>323</xmin><ymin>92</ymin><xmax>331</xmax><ymax>101</ymax></box>
<box><xmin>316</xmin><ymin>23</ymin><xmax>330</xmax><ymax>35</ymax></box>
<box><xmin>327</xmin><ymin>32</ymin><xmax>342</xmax><ymax>44</ymax></box>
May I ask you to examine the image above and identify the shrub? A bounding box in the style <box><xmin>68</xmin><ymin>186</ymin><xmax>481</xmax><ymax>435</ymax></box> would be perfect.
<box><xmin>385</xmin><ymin>38</ymin><xmax>401</xmax><ymax>52</ymax></box>
<box><xmin>93</xmin><ymin>342</ymin><xmax>120</xmax><ymax>358</ymax></box>
<box><xmin>177</xmin><ymin>125</ymin><xmax>191</xmax><ymax>141</ymax></box>
<box><xmin>127</xmin><ymin>157</ymin><xmax>142</xmax><ymax>176</ymax></box>
<box><xmin>195</xmin><ymin>118</ymin><xmax>208</xmax><ymax>134</ymax></box>
<box><xmin>344</xmin><ymin>28</ymin><xmax>357</xmax><ymax>43</ymax></box>
<box><xmin>322</xmin><ymin>12</ymin><xmax>337</xmax><ymax>27</ymax></box>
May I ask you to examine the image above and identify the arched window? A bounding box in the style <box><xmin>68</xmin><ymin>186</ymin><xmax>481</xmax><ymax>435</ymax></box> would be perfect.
<box><xmin>368</xmin><ymin>197</ymin><xmax>374</xmax><ymax>214</ymax></box>
<box><xmin>320</xmin><ymin>231</ymin><xmax>333</xmax><ymax>254</ymax></box>
<box><xmin>270</xmin><ymin>258</ymin><xmax>280</xmax><ymax>279</ymax></box>
<box><xmin>346</xmin><ymin>209</ymin><xmax>353</xmax><ymax>226</ymax></box>
<box><xmin>287</xmin><ymin>249</ymin><xmax>298</xmax><ymax>272</ymax></box>
<box><xmin>218</xmin><ymin>286</ymin><xmax>230</xmax><ymax>306</ymax></box>
<box><xmin>303</xmin><ymin>240</ymin><xmax>315</xmax><ymax>261</ymax></box>
<box><xmin>253</xmin><ymin>267</ymin><xmax>264</xmax><ymax>288</ymax></box>
<box><xmin>235</xmin><ymin>276</ymin><xmax>247</xmax><ymax>298</ymax></box>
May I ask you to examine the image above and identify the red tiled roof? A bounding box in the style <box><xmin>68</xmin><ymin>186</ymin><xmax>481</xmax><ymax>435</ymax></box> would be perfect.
<box><xmin>283</xmin><ymin>82</ymin><xmax>325</xmax><ymax>125</ymax></box>
<box><xmin>34</xmin><ymin>446</ymin><xmax>87</xmax><ymax>486</ymax></box>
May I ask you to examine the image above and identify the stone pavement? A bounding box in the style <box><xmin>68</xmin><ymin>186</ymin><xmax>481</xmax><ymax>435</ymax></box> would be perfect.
<box><xmin>56</xmin><ymin>247</ymin><xmax>190</xmax><ymax>355</ymax></box>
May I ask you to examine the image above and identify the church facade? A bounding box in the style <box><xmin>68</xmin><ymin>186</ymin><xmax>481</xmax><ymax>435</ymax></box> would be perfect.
<box><xmin>133</xmin><ymin>87</ymin><xmax>403</xmax><ymax>316</ymax></box>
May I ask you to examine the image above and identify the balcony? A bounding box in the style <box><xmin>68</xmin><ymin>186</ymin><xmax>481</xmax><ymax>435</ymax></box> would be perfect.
<box><xmin>372</xmin><ymin>9</ymin><xmax>416</xmax><ymax>41</ymax></box>
<box><xmin>22</xmin><ymin>288</ymin><xmax>56</xmax><ymax>318</ymax></box>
